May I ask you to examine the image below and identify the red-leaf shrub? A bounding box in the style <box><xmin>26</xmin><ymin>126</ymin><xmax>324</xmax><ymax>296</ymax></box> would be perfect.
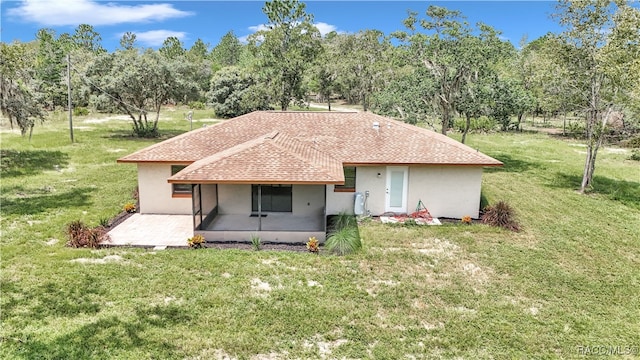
<box><xmin>481</xmin><ymin>201</ymin><xmax>521</xmax><ymax>232</ymax></box>
<box><xmin>66</xmin><ymin>220</ymin><xmax>108</xmax><ymax>248</ymax></box>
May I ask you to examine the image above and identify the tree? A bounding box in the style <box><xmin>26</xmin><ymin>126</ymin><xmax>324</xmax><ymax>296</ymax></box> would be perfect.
<box><xmin>211</xmin><ymin>31</ymin><xmax>243</xmax><ymax>69</ymax></box>
<box><xmin>457</xmin><ymin>23</ymin><xmax>515</xmax><ymax>141</ymax></box>
<box><xmin>371</xmin><ymin>66</ymin><xmax>436</xmax><ymax>125</ymax></box>
<box><xmin>188</xmin><ymin>38</ymin><xmax>209</xmax><ymax>61</ymax></box>
<box><xmin>309</xmin><ymin>34</ymin><xmax>339</xmax><ymax>110</ymax></box>
<box><xmin>72</xmin><ymin>24</ymin><xmax>105</xmax><ymax>54</ymax></box>
<box><xmin>397</xmin><ymin>6</ymin><xmax>495</xmax><ymax>134</ymax></box>
<box><xmin>249</xmin><ymin>0</ymin><xmax>321</xmax><ymax>110</ymax></box>
<box><xmin>87</xmin><ymin>49</ymin><xmax>178</xmax><ymax>137</ymax></box>
<box><xmin>119</xmin><ymin>32</ymin><xmax>137</xmax><ymax>50</ymax></box>
<box><xmin>34</xmin><ymin>28</ymin><xmax>66</xmax><ymax>110</ymax></box>
<box><xmin>159</xmin><ymin>36</ymin><xmax>185</xmax><ymax>60</ymax></box>
<box><xmin>0</xmin><ymin>42</ymin><xmax>46</xmax><ymax>138</ymax></box>
<box><xmin>207</xmin><ymin>66</ymin><xmax>270</xmax><ymax>118</ymax></box>
<box><xmin>333</xmin><ymin>30</ymin><xmax>392</xmax><ymax>111</ymax></box>
<box><xmin>488</xmin><ymin>77</ymin><xmax>527</xmax><ymax>131</ymax></box>
<box><xmin>553</xmin><ymin>0</ymin><xmax>640</xmax><ymax>193</ymax></box>
<box><xmin>456</xmin><ymin>77</ymin><xmax>492</xmax><ymax>143</ymax></box>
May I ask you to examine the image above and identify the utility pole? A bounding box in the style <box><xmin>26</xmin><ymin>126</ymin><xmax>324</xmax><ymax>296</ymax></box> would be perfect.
<box><xmin>67</xmin><ymin>54</ymin><xmax>74</xmax><ymax>143</ymax></box>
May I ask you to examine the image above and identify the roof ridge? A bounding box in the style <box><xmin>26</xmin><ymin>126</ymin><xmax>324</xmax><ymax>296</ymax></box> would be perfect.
<box><xmin>181</xmin><ymin>132</ymin><xmax>273</xmax><ymax>171</ymax></box>
<box><xmin>269</xmin><ymin>133</ymin><xmax>344</xmax><ymax>182</ymax></box>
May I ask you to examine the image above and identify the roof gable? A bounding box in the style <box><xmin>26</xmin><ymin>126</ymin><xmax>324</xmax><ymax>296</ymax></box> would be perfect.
<box><xmin>168</xmin><ymin>131</ymin><xmax>344</xmax><ymax>184</ymax></box>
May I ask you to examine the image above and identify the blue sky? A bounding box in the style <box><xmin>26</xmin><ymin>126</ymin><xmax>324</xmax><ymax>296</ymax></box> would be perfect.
<box><xmin>1</xmin><ymin>1</ymin><xmax>563</xmax><ymax>50</ymax></box>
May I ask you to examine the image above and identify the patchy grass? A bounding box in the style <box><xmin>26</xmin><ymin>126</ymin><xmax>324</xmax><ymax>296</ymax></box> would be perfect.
<box><xmin>1</xmin><ymin>112</ymin><xmax>639</xmax><ymax>358</ymax></box>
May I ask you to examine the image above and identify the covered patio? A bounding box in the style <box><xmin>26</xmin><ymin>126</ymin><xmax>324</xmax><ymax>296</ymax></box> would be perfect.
<box><xmin>168</xmin><ymin>131</ymin><xmax>345</xmax><ymax>243</ymax></box>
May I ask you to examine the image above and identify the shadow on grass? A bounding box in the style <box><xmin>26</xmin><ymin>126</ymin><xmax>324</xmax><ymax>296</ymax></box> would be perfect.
<box><xmin>0</xmin><ymin>186</ymin><xmax>93</xmax><ymax>215</ymax></box>
<box><xmin>0</xmin><ymin>149</ymin><xmax>69</xmax><ymax>178</ymax></box>
<box><xmin>1</xmin><ymin>277</ymin><xmax>103</xmax><ymax>322</ymax></box>
<box><xmin>2</xmin><ymin>277</ymin><xmax>190</xmax><ymax>358</ymax></box>
<box><xmin>103</xmin><ymin>129</ymin><xmax>187</xmax><ymax>141</ymax></box>
<box><xmin>484</xmin><ymin>154</ymin><xmax>543</xmax><ymax>173</ymax></box>
<box><xmin>549</xmin><ymin>173</ymin><xmax>640</xmax><ymax>210</ymax></box>
<box><xmin>5</xmin><ymin>306</ymin><xmax>189</xmax><ymax>358</ymax></box>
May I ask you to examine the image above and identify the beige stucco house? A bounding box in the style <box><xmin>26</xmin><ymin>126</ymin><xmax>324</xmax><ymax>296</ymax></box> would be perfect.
<box><xmin>118</xmin><ymin>111</ymin><xmax>502</xmax><ymax>243</ymax></box>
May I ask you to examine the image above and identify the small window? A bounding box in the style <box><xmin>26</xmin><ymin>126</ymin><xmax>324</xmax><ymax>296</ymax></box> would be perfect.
<box><xmin>335</xmin><ymin>166</ymin><xmax>356</xmax><ymax>192</ymax></box>
<box><xmin>171</xmin><ymin>165</ymin><xmax>191</xmax><ymax>197</ymax></box>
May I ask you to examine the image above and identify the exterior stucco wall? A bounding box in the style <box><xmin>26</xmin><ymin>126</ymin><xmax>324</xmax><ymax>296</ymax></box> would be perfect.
<box><xmin>325</xmin><ymin>185</ymin><xmax>353</xmax><ymax>215</ymax></box>
<box><xmin>325</xmin><ymin>166</ymin><xmax>386</xmax><ymax>215</ymax></box>
<box><xmin>325</xmin><ymin>165</ymin><xmax>483</xmax><ymax>218</ymax></box>
<box><xmin>408</xmin><ymin>166</ymin><xmax>483</xmax><ymax>219</ymax></box>
<box><xmin>217</xmin><ymin>184</ymin><xmax>251</xmax><ymax>214</ymax></box>
<box><xmin>292</xmin><ymin>185</ymin><xmax>325</xmax><ymax>216</ymax></box>
<box><xmin>355</xmin><ymin>166</ymin><xmax>387</xmax><ymax>215</ymax></box>
<box><xmin>137</xmin><ymin>164</ymin><xmax>483</xmax><ymax>218</ymax></box>
<box><xmin>137</xmin><ymin>163</ymin><xmax>191</xmax><ymax>214</ymax></box>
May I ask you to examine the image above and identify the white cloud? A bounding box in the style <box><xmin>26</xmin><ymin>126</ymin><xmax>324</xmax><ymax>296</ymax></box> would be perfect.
<box><xmin>8</xmin><ymin>0</ymin><xmax>192</xmax><ymax>27</ymax></box>
<box><xmin>133</xmin><ymin>30</ymin><xmax>187</xmax><ymax>47</ymax></box>
<box><xmin>314</xmin><ymin>22</ymin><xmax>339</xmax><ymax>36</ymax></box>
<box><xmin>248</xmin><ymin>24</ymin><xmax>270</xmax><ymax>33</ymax></box>
<box><xmin>240</xmin><ymin>21</ymin><xmax>342</xmax><ymax>43</ymax></box>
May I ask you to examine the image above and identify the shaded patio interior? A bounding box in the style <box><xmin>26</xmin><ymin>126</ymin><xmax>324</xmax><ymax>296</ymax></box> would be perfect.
<box><xmin>205</xmin><ymin>213</ymin><xmax>324</xmax><ymax>232</ymax></box>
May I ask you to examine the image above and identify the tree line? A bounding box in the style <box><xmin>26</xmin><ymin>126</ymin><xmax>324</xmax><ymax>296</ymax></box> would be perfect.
<box><xmin>1</xmin><ymin>0</ymin><xmax>638</xmax><ymax>192</ymax></box>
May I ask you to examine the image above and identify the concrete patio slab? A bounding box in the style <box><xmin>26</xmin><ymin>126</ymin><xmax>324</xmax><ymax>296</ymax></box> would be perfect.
<box><xmin>104</xmin><ymin>214</ymin><xmax>192</xmax><ymax>247</ymax></box>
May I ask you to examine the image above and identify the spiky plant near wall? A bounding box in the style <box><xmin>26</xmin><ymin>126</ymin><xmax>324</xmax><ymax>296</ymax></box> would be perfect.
<box><xmin>251</xmin><ymin>234</ymin><xmax>262</xmax><ymax>251</ymax></box>
<box><xmin>325</xmin><ymin>227</ymin><xmax>361</xmax><ymax>256</ymax></box>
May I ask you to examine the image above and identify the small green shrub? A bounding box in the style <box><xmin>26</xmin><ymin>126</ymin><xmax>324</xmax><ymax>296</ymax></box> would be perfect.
<box><xmin>325</xmin><ymin>227</ymin><xmax>361</xmax><ymax>256</ymax></box>
<box><xmin>65</xmin><ymin>220</ymin><xmax>107</xmax><ymax>248</ymax></box>
<box><xmin>187</xmin><ymin>234</ymin><xmax>205</xmax><ymax>249</ymax></box>
<box><xmin>628</xmin><ymin>149</ymin><xmax>640</xmax><ymax>161</ymax></box>
<box><xmin>188</xmin><ymin>101</ymin><xmax>206</xmax><ymax>110</ymax></box>
<box><xmin>73</xmin><ymin>107</ymin><xmax>89</xmax><ymax>116</ymax></box>
<box><xmin>566</xmin><ymin>121</ymin><xmax>586</xmax><ymax>138</ymax></box>
<box><xmin>99</xmin><ymin>217</ymin><xmax>110</xmax><ymax>227</ymax></box>
<box><xmin>330</xmin><ymin>212</ymin><xmax>357</xmax><ymax>231</ymax></box>
<box><xmin>251</xmin><ymin>234</ymin><xmax>261</xmax><ymax>251</ymax></box>
<box><xmin>481</xmin><ymin>200</ymin><xmax>521</xmax><ymax>232</ymax></box>
<box><xmin>453</xmin><ymin>116</ymin><xmax>497</xmax><ymax>133</ymax></box>
<box><xmin>620</xmin><ymin>135</ymin><xmax>640</xmax><ymax>148</ymax></box>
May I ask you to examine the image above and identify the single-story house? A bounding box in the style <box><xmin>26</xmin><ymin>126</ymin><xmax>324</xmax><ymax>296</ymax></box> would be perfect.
<box><xmin>118</xmin><ymin>111</ymin><xmax>502</xmax><ymax>243</ymax></box>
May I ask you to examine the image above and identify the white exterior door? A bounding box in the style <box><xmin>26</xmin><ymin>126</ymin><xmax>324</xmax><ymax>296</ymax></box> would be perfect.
<box><xmin>385</xmin><ymin>166</ymin><xmax>408</xmax><ymax>213</ymax></box>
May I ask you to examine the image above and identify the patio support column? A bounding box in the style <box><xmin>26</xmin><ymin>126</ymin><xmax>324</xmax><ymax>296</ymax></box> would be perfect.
<box><xmin>323</xmin><ymin>185</ymin><xmax>327</xmax><ymax>234</ymax></box>
<box><xmin>191</xmin><ymin>184</ymin><xmax>197</xmax><ymax>230</ymax></box>
<box><xmin>258</xmin><ymin>184</ymin><xmax>262</xmax><ymax>231</ymax></box>
<box><xmin>198</xmin><ymin>184</ymin><xmax>203</xmax><ymax>226</ymax></box>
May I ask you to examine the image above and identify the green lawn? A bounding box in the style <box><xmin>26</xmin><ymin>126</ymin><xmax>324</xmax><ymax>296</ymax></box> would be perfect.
<box><xmin>1</xmin><ymin>111</ymin><xmax>639</xmax><ymax>359</ymax></box>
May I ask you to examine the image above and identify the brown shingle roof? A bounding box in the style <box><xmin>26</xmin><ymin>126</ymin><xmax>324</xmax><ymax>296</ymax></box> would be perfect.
<box><xmin>168</xmin><ymin>132</ymin><xmax>344</xmax><ymax>184</ymax></box>
<box><xmin>118</xmin><ymin>111</ymin><xmax>502</xmax><ymax>167</ymax></box>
